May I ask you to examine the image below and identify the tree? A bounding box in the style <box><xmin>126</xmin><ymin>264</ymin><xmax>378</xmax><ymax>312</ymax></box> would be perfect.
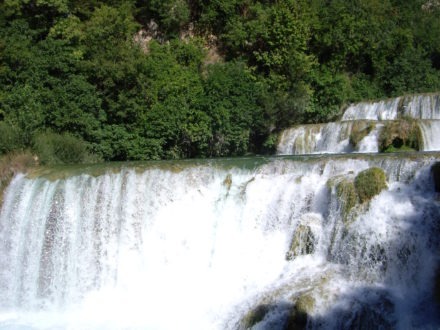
<box><xmin>202</xmin><ymin>61</ymin><xmax>265</xmax><ymax>156</ymax></box>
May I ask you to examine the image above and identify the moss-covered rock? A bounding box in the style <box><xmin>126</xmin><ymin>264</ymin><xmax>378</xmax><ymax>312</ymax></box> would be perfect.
<box><xmin>354</xmin><ymin>168</ymin><xmax>387</xmax><ymax>203</ymax></box>
<box><xmin>295</xmin><ymin>294</ymin><xmax>315</xmax><ymax>315</ymax></box>
<box><xmin>240</xmin><ymin>304</ymin><xmax>271</xmax><ymax>329</ymax></box>
<box><xmin>379</xmin><ymin>119</ymin><xmax>422</xmax><ymax>152</ymax></box>
<box><xmin>223</xmin><ymin>173</ymin><xmax>232</xmax><ymax>189</ymax></box>
<box><xmin>286</xmin><ymin>224</ymin><xmax>315</xmax><ymax>260</ymax></box>
<box><xmin>285</xmin><ymin>308</ymin><xmax>307</xmax><ymax>330</ymax></box>
<box><xmin>285</xmin><ymin>294</ymin><xmax>315</xmax><ymax>330</ymax></box>
<box><xmin>336</xmin><ymin>179</ymin><xmax>357</xmax><ymax>220</ymax></box>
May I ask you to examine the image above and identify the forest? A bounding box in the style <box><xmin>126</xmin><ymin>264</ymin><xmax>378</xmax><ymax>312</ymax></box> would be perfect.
<box><xmin>0</xmin><ymin>0</ymin><xmax>439</xmax><ymax>163</ymax></box>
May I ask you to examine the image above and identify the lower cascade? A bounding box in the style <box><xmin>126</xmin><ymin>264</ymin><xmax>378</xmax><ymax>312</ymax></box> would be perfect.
<box><xmin>1</xmin><ymin>154</ymin><xmax>440</xmax><ymax>329</ymax></box>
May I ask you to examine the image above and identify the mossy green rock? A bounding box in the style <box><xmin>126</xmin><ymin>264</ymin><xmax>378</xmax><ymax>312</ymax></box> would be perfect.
<box><xmin>354</xmin><ymin>168</ymin><xmax>387</xmax><ymax>203</ymax></box>
<box><xmin>286</xmin><ymin>224</ymin><xmax>315</xmax><ymax>260</ymax></box>
<box><xmin>295</xmin><ymin>294</ymin><xmax>315</xmax><ymax>315</ymax></box>
<box><xmin>285</xmin><ymin>294</ymin><xmax>315</xmax><ymax>330</ymax></box>
<box><xmin>240</xmin><ymin>304</ymin><xmax>270</xmax><ymax>329</ymax></box>
<box><xmin>336</xmin><ymin>179</ymin><xmax>357</xmax><ymax>220</ymax></box>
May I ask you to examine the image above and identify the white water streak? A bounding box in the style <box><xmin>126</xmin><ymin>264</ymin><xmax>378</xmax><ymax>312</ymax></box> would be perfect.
<box><xmin>342</xmin><ymin>98</ymin><xmax>401</xmax><ymax>121</ymax></box>
<box><xmin>420</xmin><ymin>120</ymin><xmax>440</xmax><ymax>151</ymax></box>
<box><xmin>277</xmin><ymin>123</ymin><xmax>353</xmax><ymax>155</ymax></box>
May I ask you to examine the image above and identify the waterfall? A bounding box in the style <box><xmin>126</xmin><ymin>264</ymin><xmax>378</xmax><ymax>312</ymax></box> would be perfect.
<box><xmin>341</xmin><ymin>94</ymin><xmax>440</xmax><ymax>121</ymax></box>
<box><xmin>277</xmin><ymin>122</ymin><xmax>384</xmax><ymax>155</ymax></box>
<box><xmin>0</xmin><ymin>154</ymin><xmax>439</xmax><ymax>329</ymax></box>
<box><xmin>277</xmin><ymin>93</ymin><xmax>440</xmax><ymax>155</ymax></box>
<box><xmin>277</xmin><ymin>123</ymin><xmax>353</xmax><ymax>155</ymax></box>
<box><xmin>402</xmin><ymin>94</ymin><xmax>440</xmax><ymax>119</ymax></box>
<box><xmin>341</xmin><ymin>98</ymin><xmax>401</xmax><ymax>121</ymax></box>
<box><xmin>420</xmin><ymin>121</ymin><xmax>440</xmax><ymax>151</ymax></box>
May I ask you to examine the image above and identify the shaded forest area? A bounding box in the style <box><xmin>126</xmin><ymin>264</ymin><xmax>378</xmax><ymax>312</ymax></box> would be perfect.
<box><xmin>0</xmin><ymin>0</ymin><xmax>439</xmax><ymax>163</ymax></box>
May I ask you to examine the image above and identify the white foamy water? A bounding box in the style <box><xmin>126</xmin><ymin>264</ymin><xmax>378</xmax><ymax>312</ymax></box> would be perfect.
<box><xmin>402</xmin><ymin>94</ymin><xmax>440</xmax><ymax>119</ymax></box>
<box><xmin>342</xmin><ymin>94</ymin><xmax>440</xmax><ymax>121</ymax></box>
<box><xmin>277</xmin><ymin>122</ymin><xmax>353</xmax><ymax>155</ymax></box>
<box><xmin>420</xmin><ymin>120</ymin><xmax>440</xmax><ymax>151</ymax></box>
<box><xmin>356</xmin><ymin>123</ymin><xmax>383</xmax><ymax>153</ymax></box>
<box><xmin>0</xmin><ymin>155</ymin><xmax>439</xmax><ymax>329</ymax></box>
<box><xmin>341</xmin><ymin>98</ymin><xmax>401</xmax><ymax>121</ymax></box>
<box><xmin>277</xmin><ymin>121</ymin><xmax>383</xmax><ymax>155</ymax></box>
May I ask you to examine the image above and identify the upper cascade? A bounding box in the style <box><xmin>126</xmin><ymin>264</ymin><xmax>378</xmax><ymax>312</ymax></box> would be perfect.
<box><xmin>342</xmin><ymin>93</ymin><xmax>440</xmax><ymax>121</ymax></box>
<box><xmin>277</xmin><ymin>93</ymin><xmax>440</xmax><ymax>155</ymax></box>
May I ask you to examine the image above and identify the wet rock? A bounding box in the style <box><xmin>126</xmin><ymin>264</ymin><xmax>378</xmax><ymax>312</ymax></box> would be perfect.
<box><xmin>286</xmin><ymin>214</ymin><xmax>322</xmax><ymax>260</ymax></box>
<box><xmin>285</xmin><ymin>294</ymin><xmax>315</xmax><ymax>330</ymax></box>
<box><xmin>240</xmin><ymin>304</ymin><xmax>271</xmax><ymax>329</ymax></box>
<box><xmin>431</xmin><ymin>162</ymin><xmax>440</xmax><ymax>193</ymax></box>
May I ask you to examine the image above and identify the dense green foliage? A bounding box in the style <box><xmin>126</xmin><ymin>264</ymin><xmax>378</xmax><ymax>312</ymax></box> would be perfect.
<box><xmin>354</xmin><ymin>167</ymin><xmax>387</xmax><ymax>203</ymax></box>
<box><xmin>1</xmin><ymin>0</ymin><xmax>439</xmax><ymax>162</ymax></box>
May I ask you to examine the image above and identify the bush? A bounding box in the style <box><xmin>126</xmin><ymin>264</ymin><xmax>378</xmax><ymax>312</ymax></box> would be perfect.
<box><xmin>354</xmin><ymin>168</ymin><xmax>387</xmax><ymax>203</ymax></box>
<box><xmin>0</xmin><ymin>122</ymin><xmax>24</xmax><ymax>154</ymax></box>
<box><xmin>32</xmin><ymin>132</ymin><xmax>95</xmax><ymax>165</ymax></box>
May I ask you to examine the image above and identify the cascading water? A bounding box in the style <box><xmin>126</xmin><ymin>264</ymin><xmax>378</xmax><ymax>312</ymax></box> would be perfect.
<box><xmin>276</xmin><ymin>122</ymin><xmax>353</xmax><ymax>155</ymax></box>
<box><xmin>277</xmin><ymin>121</ymin><xmax>383</xmax><ymax>155</ymax></box>
<box><xmin>341</xmin><ymin>98</ymin><xmax>401</xmax><ymax>121</ymax></box>
<box><xmin>341</xmin><ymin>93</ymin><xmax>440</xmax><ymax>121</ymax></box>
<box><xmin>0</xmin><ymin>154</ymin><xmax>439</xmax><ymax>329</ymax></box>
<box><xmin>277</xmin><ymin>93</ymin><xmax>440</xmax><ymax>155</ymax></box>
<box><xmin>420</xmin><ymin>121</ymin><xmax>440</xmax><ymax>151</ymax></box>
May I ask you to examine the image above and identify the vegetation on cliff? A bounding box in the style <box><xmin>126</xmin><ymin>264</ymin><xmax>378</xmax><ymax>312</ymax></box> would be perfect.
<box><xmin>0</xmin><ymin>0</ymin><xmax>439</xmax><ymax>163</ymax></box>
<box><xmin>379</xmin><ymin>119</ymin><xmax>423</xmax><ymax>152</ymax></box>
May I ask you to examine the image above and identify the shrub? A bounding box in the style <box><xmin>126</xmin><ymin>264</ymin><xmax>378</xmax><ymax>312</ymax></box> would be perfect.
<box><xmin>354</xmin><ymin>168</ymin><xmax>387</xmax><ymax>203</ymax></box>
<box><xmin>32</xmin><ymin>132</ymin><xmax>95</xmax><ymax>165</ymax></box>
<box><xmin>0</xmin><ymin>122</ymin><xmax>24</xmax><ymax>154</ymax></box>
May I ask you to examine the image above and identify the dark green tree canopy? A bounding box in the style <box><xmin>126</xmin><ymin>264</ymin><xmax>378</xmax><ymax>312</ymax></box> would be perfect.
<box><xmin>0</xmin><ymin>0</ymin><xmax>439</xmax><ymax>163</ymax></box>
